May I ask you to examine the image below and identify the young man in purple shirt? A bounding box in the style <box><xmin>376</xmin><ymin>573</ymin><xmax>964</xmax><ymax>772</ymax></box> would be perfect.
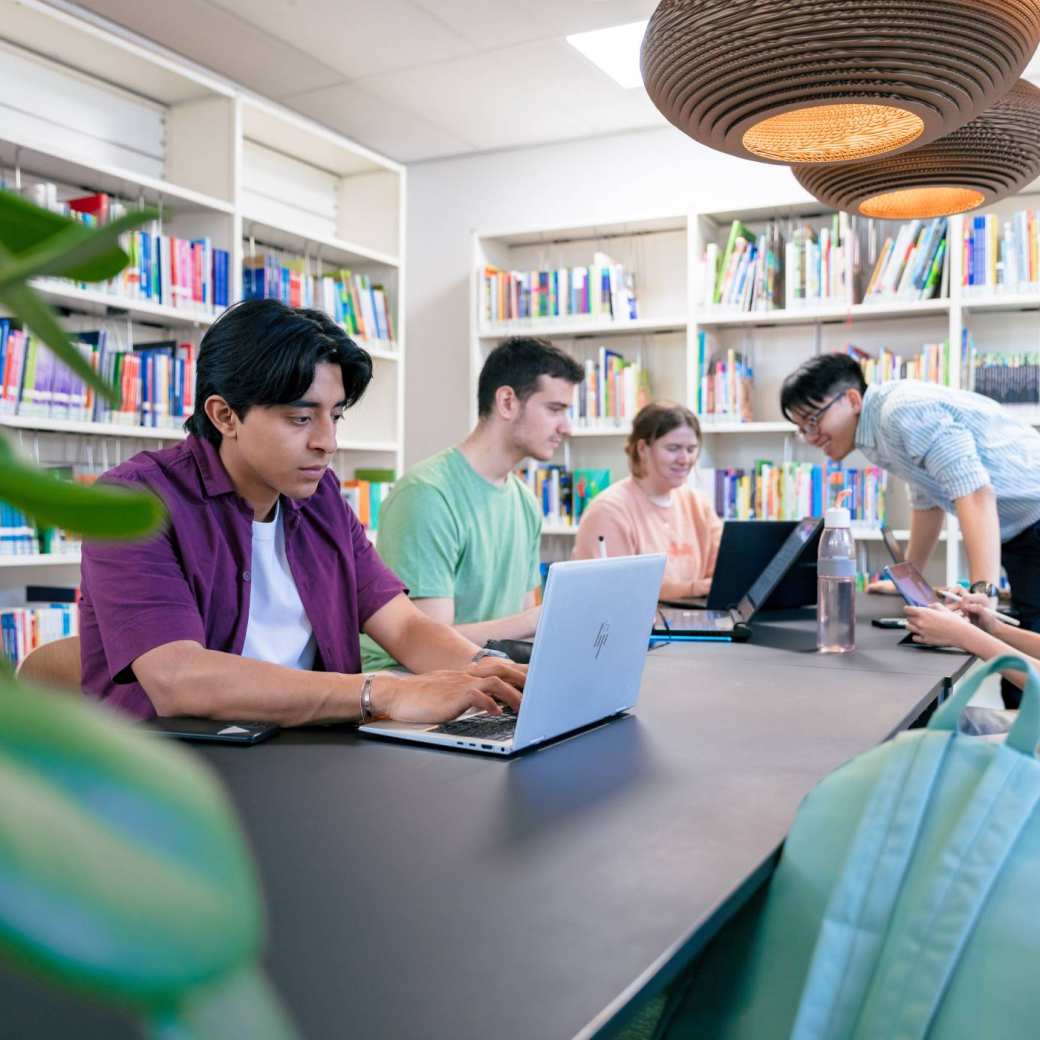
<box><xmin>80</xmin><ymin>299</ymin><xmax>523</xmax><ymax>726</ymax></box>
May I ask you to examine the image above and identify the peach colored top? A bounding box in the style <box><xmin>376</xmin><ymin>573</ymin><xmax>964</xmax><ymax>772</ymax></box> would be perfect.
<box><xmin>572</xmin><ymin>477</ymin><xmax>723</xmax><ymax>591</ymax></box>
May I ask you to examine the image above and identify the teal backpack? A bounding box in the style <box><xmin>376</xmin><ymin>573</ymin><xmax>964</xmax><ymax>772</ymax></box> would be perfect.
<box><xmin>659</xmin><ymin>655</ymin><xmax>1040</xmax><ymax>1039</ymax></box>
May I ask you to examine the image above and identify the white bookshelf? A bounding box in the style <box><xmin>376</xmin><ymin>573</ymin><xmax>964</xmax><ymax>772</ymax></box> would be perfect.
<box><xmin>0</xmin><ymin>0</ymin><xmax>406</xmax><ymax>612</ymax></box>
<box><xmin>472</xmin><ymin>192</ymin><xmax>1040</xmax><ymax>584</ymax></box>
<box><xmin>471</xmin><ymin>214</ymin><xmax>689</xmax><ymax>565</ymax></box>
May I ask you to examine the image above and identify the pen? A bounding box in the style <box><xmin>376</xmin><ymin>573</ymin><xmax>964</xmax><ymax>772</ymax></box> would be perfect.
<box><xmin>941</xmin><ymin>587</ymin><xmax>1021</xmax><ymax>627</ymax></box>
<box><xmin>597</xmin><ymin>535</ymin><xmax>608</xmax><ymax>559</ymax></box>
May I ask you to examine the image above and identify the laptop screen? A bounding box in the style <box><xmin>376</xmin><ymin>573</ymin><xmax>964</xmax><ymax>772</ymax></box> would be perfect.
<box><xmin>735</xmin><ymin>518</ymin><xmax>823</xmax><ymax>622</ymax></box>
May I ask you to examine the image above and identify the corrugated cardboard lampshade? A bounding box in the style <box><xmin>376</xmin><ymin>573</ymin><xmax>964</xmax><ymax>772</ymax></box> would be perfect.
<box><xmin>794</xmin><ymin>80</ymin><xmax>1040</xmax><ymax>218</ymax></box>
<box><xmin>640</xmin><ymin>0</ymin><xmax>1040</xmax><ymax>165</ymax></box>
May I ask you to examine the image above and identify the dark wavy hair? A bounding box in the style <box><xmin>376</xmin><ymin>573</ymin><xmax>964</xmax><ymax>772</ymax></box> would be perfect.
<box><xmin>780</xmin><ymin>353</ymin><xmax>867</xmax><ymax>422</ymax></box>
<box><xmin>185</xmin><ymin>298</ymin><xmax>373</xmax><ymax>444</ymax></box>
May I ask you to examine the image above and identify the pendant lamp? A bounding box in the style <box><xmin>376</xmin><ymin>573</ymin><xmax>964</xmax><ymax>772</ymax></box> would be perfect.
<box><xmin>640</xmin><ymin>0</ymin><xmax>1040</xmax><ymax>165</ymax></box>
<box><xmin>793</xmin><ymin>80</ymin><xmax>1040</xmax><ymax>218</ymax></box>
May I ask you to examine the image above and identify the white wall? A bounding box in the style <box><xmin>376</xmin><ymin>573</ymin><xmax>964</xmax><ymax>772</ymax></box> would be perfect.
<box><xmin>404</xmin><ymin>124</ymin><xmax>811</xmax><ymax>466</ymax></box>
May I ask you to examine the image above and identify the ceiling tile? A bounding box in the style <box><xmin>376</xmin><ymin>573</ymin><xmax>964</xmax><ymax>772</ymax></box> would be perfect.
<box><xmin>72</xmin><ymin>0</ymin><xmax>344</xmax><ymax>97</ymax></box>
<box><xmin>409</xmin><ymin>0</ymin><xmax>657</xmax><ymax>50</ymax></box>
<box><xmin>357</xmin><ymin>39</ymin><xmax>658</xmax><ymax>148</ymax></box>
<box><xmin>207</xmin><ymin>0</ymin><xmax>475</xmax><ymax>79</ymax></box>
<box><xmin>287</xmin><ymin>81</ymin><xmax>474</xmax><ymax>161</ymax></box>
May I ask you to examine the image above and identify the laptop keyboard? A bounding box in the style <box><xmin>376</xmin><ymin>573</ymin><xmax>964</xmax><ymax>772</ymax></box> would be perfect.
<box><xmin>701</xmin><ymin>611</ymin><xmax>735</xmax><ymax>630</ymax></box>
<box><xmin>435</xmin><ymin>712</ymin><xmax>517</xmax><ymax>742</ymax></box>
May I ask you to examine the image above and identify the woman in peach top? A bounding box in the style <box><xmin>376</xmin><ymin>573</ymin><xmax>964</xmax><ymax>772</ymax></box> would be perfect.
<box><xmin>573</xmin><ymin>402</ymin><xmax>722</xmax><ymax>600</ymax></box>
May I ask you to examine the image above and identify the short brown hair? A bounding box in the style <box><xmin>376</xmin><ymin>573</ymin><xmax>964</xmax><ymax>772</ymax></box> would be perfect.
<box><xmin>477</xmin><ymin>337</ymin><xmax>584</xmax><ymax>418</ymax></box>
<box><xmin>625</xmin><ymin>401</ymin><xmax>701</xmax><ymax>478</ymax></box>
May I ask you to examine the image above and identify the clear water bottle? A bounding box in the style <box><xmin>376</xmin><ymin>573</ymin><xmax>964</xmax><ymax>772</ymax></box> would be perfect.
<box><xmin>817</xmin><ymin>504</ymin><xmax>856</xmax><ymax>653</ymax></box>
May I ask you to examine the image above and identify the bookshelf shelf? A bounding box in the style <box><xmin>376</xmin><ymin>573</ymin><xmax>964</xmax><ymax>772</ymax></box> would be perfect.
<box><xmin>542</xmin><ymin>525</ymin><xmax>578</xmax><ymax>537</ymax></box>
<box><xmin>241</xmin><ymin>210</ymin><xmax>399</xmax><ymax>270</ymax></box>
<box><xmin>336</xmin><ymin>438</ymin><xmax>399</xmax><ymax>453</ymax></box>
<box><xmin>696</xmin><ymin>298</ymin><xmax>949</xmax><ymax>329</ymax></box>
<box><xmin>960</xmin><ymin>292</ymin><xmax>1040</xmax><ymax>314</ymax></box>
<box><xmin>0</xmin><ymin>414</ymin><xmax>399</xmax><ymax>455</ymax></box>
<box><xmin>0</xmin><ymin>141</ymin><xmax>236</xmax><ymax>216</ymax></box>
<box><xmin>0</xmin><ymin>415</ymin><xmax>185</xmax><ymax>440</ymax></box>
<box><xmin>570</xmin><ymin>425</ymin><xmax>632</xmax><ymax>438</ymax></box>
<box><xmin>30</xmin><ymin>281</ymin><xmax>217</xmax><ymax>328</ymax></box>
<box><xmin>0</xmin><ymin>552</ymin><xmax>82</xmax><ymax>569</ymax></box>
<box><xmin>478</xmin><ymin>315</ymin><xmax>686</xmax><ymax>339</ymax></box>
<box><xmin>367</xmin><ymin>347</ymin><xmax>401</xmax><ymax>362</ymax></box>
<box><xmin>0</xmin><ymin>0</ymin><xmax>406</xmax><ymax>623</ymax></box>
<box><xmin>699</xmin><ymin>421</ymin><xmax>797</xmax><ymax>434</ymax></box>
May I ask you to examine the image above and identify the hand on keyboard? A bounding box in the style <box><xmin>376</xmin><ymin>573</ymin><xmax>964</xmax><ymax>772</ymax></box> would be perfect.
<box><xmin>375</xmin><ymin>667</ymin><xmax>523</xmax><ymax>725</ymax></box>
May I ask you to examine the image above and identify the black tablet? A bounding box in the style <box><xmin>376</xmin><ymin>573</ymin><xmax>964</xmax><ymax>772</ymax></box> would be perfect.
<box><xmin>147</xmin><ymin>717</ymin><xmax>280</xmax><ymax>744</ymax></box>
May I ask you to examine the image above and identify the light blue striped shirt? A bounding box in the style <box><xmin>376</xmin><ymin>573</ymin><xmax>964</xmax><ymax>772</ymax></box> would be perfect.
<box><xmin>855</xmin><ymin>381</ymin><xmax>1040</xmax><ymax>541</ymax></box>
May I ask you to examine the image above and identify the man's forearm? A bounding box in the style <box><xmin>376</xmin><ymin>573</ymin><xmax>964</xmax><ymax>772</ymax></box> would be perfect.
<box><xmin>392</xmin><ymin>610</ymin><xmax>481</xmax><ymax>673</ymax></box>
<box><xmin>455</xmin><ymin>607</ymin><xmax>539</xmax><ymax>644</ymax></box>
<box><xmin>146</xmin><ymin>645</ymin><xmax>367</xmax><ymax>726</ymax></box>
<box><xmin>906</xmin><ymin>507</ymin><xmax>945</xmax><ymax>571</ymax></box>
<box><xmin>955</xmin><ymin>485</ymin><xmax>1001</xmax><ymax>586</ymax></box>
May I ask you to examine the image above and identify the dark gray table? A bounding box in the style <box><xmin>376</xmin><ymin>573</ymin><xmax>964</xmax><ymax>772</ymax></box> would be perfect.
<box><xmin>2</xmin><ymin>596</ymin><xmax>973</xmax><ymax>1039</ymax></box>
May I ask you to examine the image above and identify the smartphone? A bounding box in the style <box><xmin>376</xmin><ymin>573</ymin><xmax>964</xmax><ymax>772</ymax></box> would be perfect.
<box><xmin>147</xmin><ymin>717</ymin><xmax>280</xmax><ymax>745</ymax></box>
<box><xmin>871</xmin><ymin>617</ymin><xmax>908</xmax><ymax>629</ymax></box>
<box><xmin>884</xmin><ymin>562</ymin><xmax>939</xmax><ymax>608</ymax></box>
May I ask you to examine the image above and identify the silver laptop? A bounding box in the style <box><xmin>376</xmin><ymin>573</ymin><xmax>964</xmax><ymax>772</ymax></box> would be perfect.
<box><xmin>359</xmin><ymin>553</ymin><xmax>666</xmax><ymax>756</ymax></box>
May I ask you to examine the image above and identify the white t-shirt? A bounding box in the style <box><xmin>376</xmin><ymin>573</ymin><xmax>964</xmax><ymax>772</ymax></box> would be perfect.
<box><xmin>241</xmin><ymin>501</ymin><xmax>317</xmax><ymax>670</ymax></box>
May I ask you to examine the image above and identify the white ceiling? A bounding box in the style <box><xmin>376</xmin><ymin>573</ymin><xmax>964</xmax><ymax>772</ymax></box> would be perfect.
<box><xmin>70</xmin><ymin>0</ymin><xmax>668</xmax><ymax>163</ymax></box>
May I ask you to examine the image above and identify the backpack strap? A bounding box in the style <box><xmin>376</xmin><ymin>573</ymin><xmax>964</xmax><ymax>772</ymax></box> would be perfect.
<box><xmin>793</xmin><ymin>654</ymin><xmax>1040</xmax><ymax>1040</ymax></box>
<box><xmin>855</xmin><ymin>744</ymin><xmax>1040</xmax><ymax>1038</ymax></box>
<box><xmin>790</xmin><ymin>729</ymin><xmax>953</xmax><ymax>1040</ymax></box>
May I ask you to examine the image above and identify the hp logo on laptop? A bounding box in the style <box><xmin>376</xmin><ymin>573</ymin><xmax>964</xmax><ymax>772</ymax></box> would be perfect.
<box><xmin>593</xmin><ymin>622</ymin><xmax>610</xmax><ymax>659</ymax></box>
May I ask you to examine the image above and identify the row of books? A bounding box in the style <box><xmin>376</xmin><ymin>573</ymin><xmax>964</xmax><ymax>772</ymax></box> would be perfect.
<box><xmin>693</xmin><ymin>336</ymin><xmax>754</xmax><ymax>420</ymax></box>
<box><xmin>25</xmin><ymin>181</ymin><xmax>229</xmax><ymax>314</ymax></box>
<box><xmin>963</xmin><ymin>210</ymin><xmax>1040</xmax><ymax>294</ymax></box>
<box><xmin>699</xmin><ymin>461</ymin><xmax>887</xmax><ymax>523</ymax></box>
<box><xmin>341</xmin><ymin>468</ymin><xmax>396</xmax><ymax>532</ymax></box>
<box><xmin>0</xmin><ymin>322</ymin><xmax>197</xmax><ymax>427</ymax></box>
<box><xmin>863</xmin><ymin>218</ymin><xmax>948</xmax><ymax>303</ymax></box>
<box><xmin>516</xmin><ymin>464</ymin><xmax>610</xmax><ymax>528</ymax></box>
<box><xmin>702</xmin><ymin>216</ymin><xmax>857</xmax><ymax>312</ymax></box>
<box><xmin>570</xmin><ymin>347</ymin><xmax>649</xmax><ymax>428</ymax></box>
<box><xmin>967</xmin><ymin>338</ymin><xmax>1040</xmax><ymax>404</ymax></box>
<box><xmin>784</xmin><ymin>216</ymin><xmax>854</xmax><ymax>308</ymax></box>
<box><xmin>0</xmin><ymin>604</ymin><xmax>78</xmax><ymax>668</ymax></box>
<box><xmin>702</xmin><ymin>221</ymin><xmax>785</xmax><ymax>311</ymax></box>
<box><xmin>0</xmin><ymin>498</ymin><xmax>79</xmax><ymax>557</ymax></box>
<box><xmin>243</xmin><ymin>253</ymin><xmax>396</xmax><ymax>347</ymax></box>
<box><xmin>481</xmin><ymin>255</ymin><xmax>638</xmax><ymax>324</ymax></box>
<box><xmin>847</xmin><ymin>340</ymin><xmax>959</xmax><ymax>388</ymax></box>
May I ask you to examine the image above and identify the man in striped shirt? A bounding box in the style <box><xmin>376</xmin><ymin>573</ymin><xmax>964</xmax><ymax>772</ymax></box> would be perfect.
<box><xmin>780</xmin><ymin>353</ymin><xmax>1040</xmax><ymax>707</ymax></box>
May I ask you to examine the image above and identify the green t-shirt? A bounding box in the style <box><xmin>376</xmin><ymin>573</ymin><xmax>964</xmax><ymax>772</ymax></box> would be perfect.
<box><xmin>361</xmin><ymin>447</ymin><xmax>542</xmax><ymax>670</ymax></box>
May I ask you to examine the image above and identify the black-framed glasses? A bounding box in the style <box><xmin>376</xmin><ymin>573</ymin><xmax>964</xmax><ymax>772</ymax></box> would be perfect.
<box><xmin>794</xmin><ymin>393</ymin><xmax>844</xmax><ymax>440</ymax></box>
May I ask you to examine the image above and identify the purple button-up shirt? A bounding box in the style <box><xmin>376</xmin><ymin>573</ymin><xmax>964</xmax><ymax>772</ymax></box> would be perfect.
<box><xmin>80</xmin><ymin>434</ymin><xmax>405</xmax><ymax>719</ymax></box>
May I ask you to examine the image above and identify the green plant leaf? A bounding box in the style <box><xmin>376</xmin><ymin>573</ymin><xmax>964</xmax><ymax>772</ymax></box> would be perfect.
<box><xmin>0</xmin><ymin>281</ymin><xmax>117</xmax><ymax>404</ymax></box>
<box><xmin>0</xmin><ymin>679</ymin><xmax>271</xmax><ymax>1012</ymax></box>
<box><xmin>0</xmin><ymin>190</ymin><xmax>74</xmax><ymax>255</ymax></box>
<box><xmin>0</xmin><ymin>205</ymin><xmax>159</xmax><ymax>289</ymax></box>
<box><xmin>0</xmin><ymin>438</ymin><xmax>164</xmax><ymax>538</ymax></box>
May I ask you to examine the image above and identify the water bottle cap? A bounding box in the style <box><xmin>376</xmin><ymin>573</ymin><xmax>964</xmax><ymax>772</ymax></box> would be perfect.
<box><xmin>825</xmin><ymin>506</ymin><xmax>851</xmax><ymax>528</ymax></box>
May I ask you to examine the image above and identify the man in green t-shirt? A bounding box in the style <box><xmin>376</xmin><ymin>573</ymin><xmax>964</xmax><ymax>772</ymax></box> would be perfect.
<box><xmin>362</xmin><ymin>337</ymin><xmax>584</xmax><ymax>670</ymax></box>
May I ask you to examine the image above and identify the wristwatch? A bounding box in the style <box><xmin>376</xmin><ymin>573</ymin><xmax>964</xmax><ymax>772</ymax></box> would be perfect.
<box><xmin>969</xmin><ymin>581</ymin><xmax>1000</xmax><ymax>600</ymax></box>
<box><xmin>471</xmin><ymin>647</ymin><xmax>510</xmax><ymax>664</ymax></box>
